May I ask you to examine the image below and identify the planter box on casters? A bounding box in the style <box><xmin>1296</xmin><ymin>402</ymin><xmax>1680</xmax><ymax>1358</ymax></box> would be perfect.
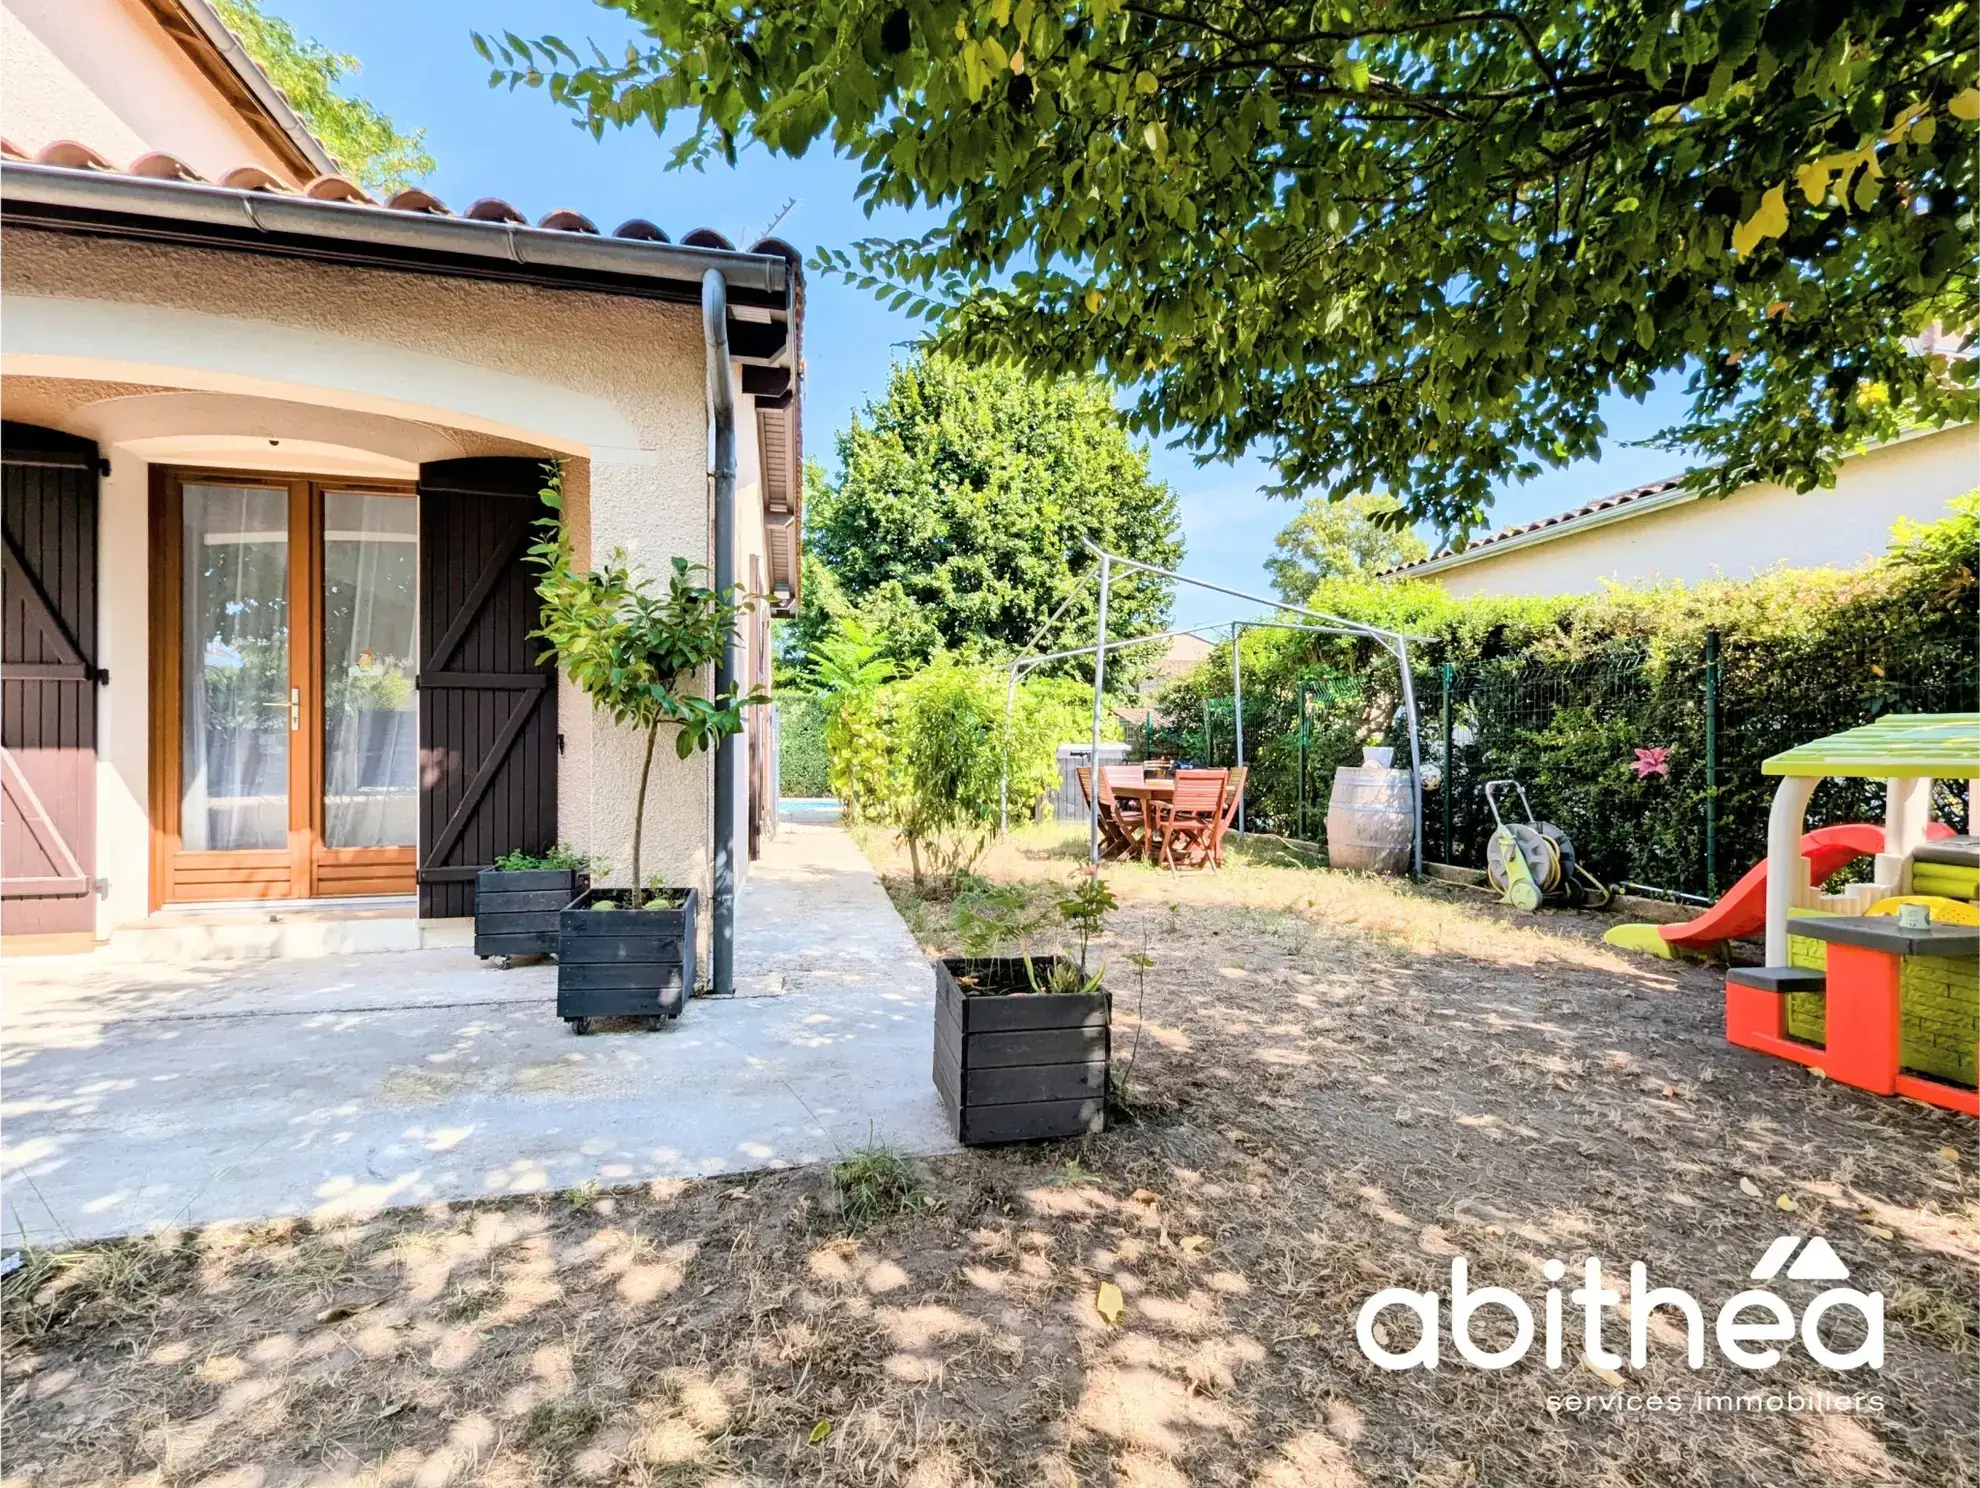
<box><xmin>557</xmin><ymin>887</ymin><xmax>698</xmax><ymax>1032</ymax></box>
<box><xmin>934</xmin><ymin>956</ymin><xmax>1109</xmax><ymax>1144</ymax></box>
<box><xmin>474</xmin><ymin>868</ymin><xmax>589</xmax><ymax>958</ymax></box>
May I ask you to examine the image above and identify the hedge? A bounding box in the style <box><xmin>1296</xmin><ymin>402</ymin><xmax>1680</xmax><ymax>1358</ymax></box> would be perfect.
<box><xmin>778</xmin><ymin>694</ymin><xmax>832</xmax><ymax>798</ymax></box>
<box><xmin>1154</xmin><ymin>496</ymin><xmax>1978</xmax><ymax>893</ymax></box>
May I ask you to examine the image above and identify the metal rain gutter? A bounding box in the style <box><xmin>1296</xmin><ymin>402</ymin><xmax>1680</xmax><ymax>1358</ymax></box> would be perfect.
<box><xmin>0</xmin><ymin>162</ymin><xmax>791</xmax><ymax>308</ymax></box>
<box><xmin>703</xmin><ymin>269</ymin><xmax>740</xmax><ymax>997</ymax></box>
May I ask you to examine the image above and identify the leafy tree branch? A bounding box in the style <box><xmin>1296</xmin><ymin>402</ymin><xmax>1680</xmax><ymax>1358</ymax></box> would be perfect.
<box><xmin>482</xmin><ymin>1</ymin><xmax>1976</xmax><ymax>539</ymax></box>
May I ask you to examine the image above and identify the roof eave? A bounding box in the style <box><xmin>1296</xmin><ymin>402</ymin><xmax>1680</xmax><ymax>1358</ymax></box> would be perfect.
<box><xmin>0</xmin><ymin>162</ymin><xmax>792</xmax><ymax>316</ymax></box>
<box><xmin>138</xmin><ymin>0</ymin><xmax>339</xmax><ymax>184</ymax></box>
<box><xmin>1384</xmin><ymin>482</ymin><xmax>1703</xmax><ymax>580</ymax></box>
<box><xmin>1381</xmin><ymin>421</ymin><xmax>1977</xmax><ymax>583</ymax></box>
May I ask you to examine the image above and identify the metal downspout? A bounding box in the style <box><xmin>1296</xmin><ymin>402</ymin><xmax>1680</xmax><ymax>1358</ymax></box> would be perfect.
<box><xmin>703</xmin><ymin>270</ymin><xmax>738</xmax><ymax>995</ymax></box>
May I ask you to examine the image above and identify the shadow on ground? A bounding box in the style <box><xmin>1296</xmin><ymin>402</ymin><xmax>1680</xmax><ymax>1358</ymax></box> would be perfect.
<box><xmin>3</xmin><ymin>834</ymin><xmax>1974</xmax><ymax>1487</ymax></box>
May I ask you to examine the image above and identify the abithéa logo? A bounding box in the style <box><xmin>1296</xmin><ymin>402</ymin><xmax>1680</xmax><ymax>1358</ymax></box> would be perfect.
<box><xmin>1355</xmin><ymin>1237</ymin><xmax>1881</xmax><ymax>1372</ymax></box>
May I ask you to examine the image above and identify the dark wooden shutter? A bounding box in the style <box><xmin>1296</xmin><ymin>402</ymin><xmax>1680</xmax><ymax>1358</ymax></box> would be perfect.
<box><xmin>2</xmin><ymin>423</ymin><xmax>102</xmax><ymax>935</ymax></box>
<box><xmin>416</xmin><ymin>458</ymin><xmax>556</xmax><ymax>918</ymax></box>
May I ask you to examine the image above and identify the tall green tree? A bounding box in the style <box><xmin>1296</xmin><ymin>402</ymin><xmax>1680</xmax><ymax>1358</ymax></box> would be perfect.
<box><xmin>486</xmin><ymin>3</ymin><xmax>1976</xmax><ymax>540</ymax></box>
<box><xmin>1264</xmin><ymin>492</ymin><xmax>1429</xmax><ymax>604</ymax></box>
<box><xmin>806</xmin><ymin>353</ymin><xmax>1183</xmax><ymax>676</ymax></box>
<box><xmin>218</xmin><ymin>0</ymin><xmax>433</xmax><ymax>192</ymax></box>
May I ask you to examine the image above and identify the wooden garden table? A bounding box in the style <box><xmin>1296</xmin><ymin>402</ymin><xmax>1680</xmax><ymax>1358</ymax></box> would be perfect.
<box><xmin>1110</xmin><ymin>779</ymin><xmax>1175</xmax><ymax>862</ymax></box>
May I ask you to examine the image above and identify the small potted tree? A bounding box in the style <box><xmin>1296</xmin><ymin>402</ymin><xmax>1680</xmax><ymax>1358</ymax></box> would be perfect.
<box><xmin>933</xmin><ymin>874</ymin><xmax>1115</xmax><ymax>1144</ymax></box>
<box><xmin>474</xmin><ymin>845</ymin><xmax>594</xmax><ymax>960</ymax></box>
<box><xmin>529</xmin><ymin>466</ymin><xmax>763</xmax><ymax>1031</ymax></box>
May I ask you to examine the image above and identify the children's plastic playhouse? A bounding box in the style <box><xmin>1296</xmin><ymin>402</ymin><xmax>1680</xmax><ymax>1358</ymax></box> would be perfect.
<box><xmin>1609</xmin><ymin>713</ymin><xmax>1978</xmax><ymax>1115</ymax></box>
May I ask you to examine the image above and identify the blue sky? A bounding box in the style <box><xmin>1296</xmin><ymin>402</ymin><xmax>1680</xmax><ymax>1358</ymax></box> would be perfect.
<box><xmin>270</xmin><ymin>0</ymin><xmax>1696</xmax><ymax>630</ymax></box>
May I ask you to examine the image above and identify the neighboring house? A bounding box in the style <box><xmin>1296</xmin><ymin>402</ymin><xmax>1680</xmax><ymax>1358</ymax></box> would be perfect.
<box><xmin>1382</xmin><ymin>423</ymin><xmax>1977</xmax><ymax>598</ymax></box>
<box><xmin>0</xmin><ymin>0</ymin><xmax>804</xmax><ymax>955</ymax></box>
<box><xmin>1115</xmin><ymin>631</ymin><xmax>1212</xmax><ymax>740</ymax></box>
<box><xmin>1138</xmin><ymin>631</ymin><xmax>1212</xmax><ymax>705</ymax></box>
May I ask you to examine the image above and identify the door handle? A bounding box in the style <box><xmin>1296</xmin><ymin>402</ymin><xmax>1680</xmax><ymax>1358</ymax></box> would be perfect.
<box><xmin>264</xmin><ymin>688</ymin><xmax>300</xmax><ymax>730</ymax></box>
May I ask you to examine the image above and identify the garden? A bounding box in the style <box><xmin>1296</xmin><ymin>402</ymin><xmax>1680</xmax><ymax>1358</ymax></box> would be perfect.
<box><xmin>8</xmin><ymin>4</ymin><xmax>1979</xmax><ymax>1481</ymax></box>
<box><xmin>6</xmin><ymin>825</ymin><xmax>1974</xmax><ymax>1487</ymax></box>
<box><xmin>13</xmin><ymin>492</ymin><xmax>1976</xmax><ymax>1485</ymax></box>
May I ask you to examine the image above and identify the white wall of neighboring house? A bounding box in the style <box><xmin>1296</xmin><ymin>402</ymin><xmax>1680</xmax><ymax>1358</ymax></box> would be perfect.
<box><xmin>1414</xmin><ymin>423</ymin><xmax>1978</xmax><ymax>598</ymax></box>
<box><xmin>1</xmin><ymin>0</ymin><xmax>297</xmax><ymax>183</ymax></box>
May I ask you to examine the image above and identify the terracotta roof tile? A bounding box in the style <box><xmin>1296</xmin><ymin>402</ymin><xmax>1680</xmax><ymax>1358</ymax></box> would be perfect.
<box><xmin>303</xmin><ymin>174</ymin><xmax>374</xmax><ymax>204</ymax></box>
<box><xmin>219</xmin><ymin>164</ymin><xmax>289</xmax><ymax>191</ymax></box>
<box><xmin>464</xmin><ymin>196</ymin><xmax>526</xmax><ymax>223</ymax></box>
<box><xmin>36</xmin><ymin>140</ymin><xmax>117</xmax><ymax>171</ymax></box>
<box><xmin>385</xmin><ymin>186</ymin><xmax>448</xmax><ymax>214</ymax></box>
<box><xmin>131</xmin><ymin>151</ymin><xmax>207</xmax><ymax>181</ymax></box>
<box><xmin>612</xmin><ymin>219</ymin><xmax>669</xmax><ymax>242</ymax></box>
<box><xmin>536</xmin><ymin>208</ymin><xmax>598</xmax><ymax>234</ymax></box>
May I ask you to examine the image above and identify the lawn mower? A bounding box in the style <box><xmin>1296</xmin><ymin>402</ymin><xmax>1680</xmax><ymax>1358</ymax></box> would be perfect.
<box><xmin>1483</xmin><ymin>779</ymin><xmax>1615</xmax><ymax>910</ymax></box>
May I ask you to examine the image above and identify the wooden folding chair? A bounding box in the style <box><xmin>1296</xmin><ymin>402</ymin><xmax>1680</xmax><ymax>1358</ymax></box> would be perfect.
<box><xmin>1154</xmin><ymin>774</ymin><xmax>1226</xmax><ymax>871</ymax></box>
<box><xmin>1211</xmin><ymin>765</ymin><xmax>1247</xmax><ymax>866</ymax></box>
<box><xmin>1101</xmin><ymin>763</ymin><xmax>1148</xmax><ymax>833</ymax></box>
<box><xmin>1076</xmin><ymin>766</ymin><xmax>1136</xmax><ymax>859</ymax></box>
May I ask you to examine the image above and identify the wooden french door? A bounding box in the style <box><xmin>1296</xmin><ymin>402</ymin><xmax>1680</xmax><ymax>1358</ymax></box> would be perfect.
<box><xmin>150</xmin><ymin>468</ymin><xmax>418</xmax><ymax>905</ymax></box>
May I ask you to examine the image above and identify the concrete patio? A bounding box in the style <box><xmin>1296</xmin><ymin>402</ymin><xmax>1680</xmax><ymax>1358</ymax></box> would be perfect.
<box><xmin>1</xmin><ymin>820</ymin><xmax>955</xmax><ymax>1245</ymax></box>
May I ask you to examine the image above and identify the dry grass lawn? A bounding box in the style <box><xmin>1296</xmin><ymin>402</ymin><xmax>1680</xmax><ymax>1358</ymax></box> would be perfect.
<box><xmin>4</xmin><ymin>824</ymin><xmax>1975</xmax><ymax>1487</ymax></box>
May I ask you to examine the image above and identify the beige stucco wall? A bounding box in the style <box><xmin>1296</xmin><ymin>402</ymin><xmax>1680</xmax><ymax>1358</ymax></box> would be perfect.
<box><xmin>2</xmin><ymin>228</ymin><xmax>773</xmax><ymax>927</ymax></box>
<box><xmin>1424</xmin><ymin>423</ymin><xmax>1978</xmax><ymax>599</ymax></box>
<box><xmin>2</xmin><ymin>0</ymin><xmax>296</xmax><ymax>182</ymax></box>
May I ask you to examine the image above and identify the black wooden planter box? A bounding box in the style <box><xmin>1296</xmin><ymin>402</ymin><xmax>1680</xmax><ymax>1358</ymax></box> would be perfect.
<box><xmin>474</xmin><ymin>868</ymin><xmax>588</xmax><ymax>958</ymax></box>
<box><xmin>934</xmin><ymin>956</ymin><xmax>1109</xmax><ymax>1145</ymax></box>
<box><xmin>556</xmin><ymin>887</ymin><xmax>697</xmax><ymax>1031</ymax></box>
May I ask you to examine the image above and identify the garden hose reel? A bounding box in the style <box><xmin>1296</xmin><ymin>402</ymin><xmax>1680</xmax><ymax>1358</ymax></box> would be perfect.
<box><xmin>1483</xmin><ymin>780</ymin><xmax>1614</xmax><ymax>911</ymax></box>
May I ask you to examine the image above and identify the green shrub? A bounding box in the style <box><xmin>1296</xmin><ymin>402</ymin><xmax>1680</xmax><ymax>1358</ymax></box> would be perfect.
<box><xmin>882</xmin><ymin>659</ymin><xmax>1016</xmax><ymax>881</ymax></box>
<box><xmin>804</xmin><ymin>618</ymin><xmax>897</xmax><ymax>821</ymax></box>
<box><xmin>825</xmin><ymin>658</ymin><xmax>1083</xmax><ymax>881</ymax></box>
<box><xmin>777</xmin><ymin>694</ymin><xmax>832</xmax><ymax>797</ymax></box>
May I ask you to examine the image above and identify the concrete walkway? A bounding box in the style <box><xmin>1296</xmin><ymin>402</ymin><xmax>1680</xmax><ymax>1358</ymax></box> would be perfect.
<box><xmin>1</xmin><ymin>821</ymin><xmax>956</xmax><ymax>1244</ymax></box>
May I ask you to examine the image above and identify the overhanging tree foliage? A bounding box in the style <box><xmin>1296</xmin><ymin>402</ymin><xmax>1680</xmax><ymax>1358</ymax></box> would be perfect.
<box><xmin>219</xmin><ymin>0</ymin><xmax>433</xmax><ymax>192</ymax></box>
<box><xmin>802</xmin><ymin>353</ymin><xmax>1182</xmax><ymax>674</ymax></box>
<box><xmin>487</xmin><ymin>2</ymin><xmax>1976</xmax><ymax>538</ymax></box>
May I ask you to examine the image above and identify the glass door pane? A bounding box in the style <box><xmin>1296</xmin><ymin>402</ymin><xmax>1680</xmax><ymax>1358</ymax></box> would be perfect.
<box><xmin>322</xmin><ymin>492</ymin><xmax>417</xmax><ymax>848</ymax></box>
<box><xmin>181</xmin><ymin>484</ymin><xmax>290</xmax><ymax>850</ymax></box>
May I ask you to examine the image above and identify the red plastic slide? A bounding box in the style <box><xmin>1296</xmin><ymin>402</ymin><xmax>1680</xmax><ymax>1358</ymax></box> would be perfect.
<box><xmin>1659</xmin><ymin>822</ymin><xmax>1953</xmax><ymax>948</ymax></box>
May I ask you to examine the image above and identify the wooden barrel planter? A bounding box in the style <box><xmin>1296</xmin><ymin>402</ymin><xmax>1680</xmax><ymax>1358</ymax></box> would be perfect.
<box><xmin>556</xmin><ymin>887</ymin><xmax>697</xmax><ymax>1032</ymax></box>
<box><xmin>933</xmin><ymin>956</ymin><xmax>1109</xmax><ymax>1144</ymax></box>
<box><xmin>474</xmin><ymin>868</ymin><xmax>588</xmax><ymax>958</ymax></box>
<box><xmin>1324</xmin><ymin>765</ymin><xmax>1414</xmax><ymax>873</ymax></box>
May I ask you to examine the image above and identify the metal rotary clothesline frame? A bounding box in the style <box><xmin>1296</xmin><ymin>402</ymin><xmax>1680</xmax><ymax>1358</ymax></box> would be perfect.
<box><xmin>998</xmin><ymin>541</ymin><xmax>1433</xmax><ymax>875</ymax></box>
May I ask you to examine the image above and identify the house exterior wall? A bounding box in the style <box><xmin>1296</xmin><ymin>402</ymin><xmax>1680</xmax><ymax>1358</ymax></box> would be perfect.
<box><xmin>1</xmin><ymin>0</ymin><xmax>299</xmax><ymax>184</ymax></box>
<box><xmin>1419</xmin><ymin>424</ymin><xmax>1977</xmax><ymax>599</ymax></box>
<box><xmin>2</xmin><ymin>227</ymin><xmax>769</xmax><ymax>929</ymax></box>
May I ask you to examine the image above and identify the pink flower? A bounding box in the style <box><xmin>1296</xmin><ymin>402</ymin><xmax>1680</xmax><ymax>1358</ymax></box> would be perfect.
<box><xmin>1632</xmin><ymin>747</ymin><xmax>1671</xmax><ymax>780</ymax></box>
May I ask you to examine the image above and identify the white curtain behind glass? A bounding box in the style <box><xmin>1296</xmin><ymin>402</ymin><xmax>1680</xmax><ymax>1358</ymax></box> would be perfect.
<box><xmin>181</xmin><ymin>485</ymin><xmax>289</xmax><ymax>851</ymax></box>
<box><xmin>323</xmin><ymin>492</ymin><xmax>418</xmax><ymax>849</ymax></box>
